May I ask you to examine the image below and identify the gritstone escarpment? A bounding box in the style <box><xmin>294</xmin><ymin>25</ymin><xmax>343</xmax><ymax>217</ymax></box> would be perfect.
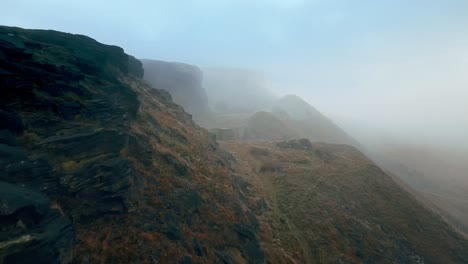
<box><xmin>1</xmin><ymin>25</ymin><xmax>468</xmax><ymax>264</ymax></box>
<box><xmin>0</xmin><ymin>26</ymin><xmax>263</xmax><ymax>263</ymax></box>
<box><xmin>141</xmin><ymin>59</ymin><xmax>210</xmax><ymax>123</ymax></box>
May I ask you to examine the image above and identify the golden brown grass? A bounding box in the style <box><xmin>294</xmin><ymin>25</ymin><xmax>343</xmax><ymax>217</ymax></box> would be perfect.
<box><xmin>222</xmin><ymin>140</ymin><xmax>468</xmax><ymax>264</ymax></box>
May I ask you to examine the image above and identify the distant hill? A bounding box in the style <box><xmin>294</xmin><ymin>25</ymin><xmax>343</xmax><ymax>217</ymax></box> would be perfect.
<box><xmin>243</xmin><ymin>111</ymin><xmax>300</xmax><ymax>140</ymax></box>
<box><xmin>273</xmin><ymin>94</ymin><xmax>358</xmax><ymax>145</ymax></box>
<box><xmin>209</xmin><ymin>94</ymin><xmax>358</xmax><ymax>146</ymax></box>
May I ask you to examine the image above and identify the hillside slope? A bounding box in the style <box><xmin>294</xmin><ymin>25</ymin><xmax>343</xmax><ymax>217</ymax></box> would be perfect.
<box><xmin>371</xmin><ymin>145</ymin><xmax>468</xmax><ymax>237</ymax></box>
<box><xmin>206</xmin><ymin>94</ymin><xmax>358</xmax><ymax>146</ymax></box>
<box><xmin>273</xmin><ymin>95</ymin><xmax>357</xmax><ymax>145</ymax></box>
<box><xmin>223</xmin><ymin>139</ymin><xmax>468</xmax><ymax>263</ymax></box>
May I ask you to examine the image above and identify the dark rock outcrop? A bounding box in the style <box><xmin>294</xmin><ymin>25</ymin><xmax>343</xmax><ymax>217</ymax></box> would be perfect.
<box><xmin>0</xmin><ymin>26</ymin><xmax>264</xmax><ymax>263</ymax></box>
<box><xmin>0</xmin><ymin>26</ymin><xmax>142</xmax><ymax>262</ymax></box>
<box><xmin>0</xmin><ymin>182</ymin><xmax>73</xmax><ymax>264</ymax></box>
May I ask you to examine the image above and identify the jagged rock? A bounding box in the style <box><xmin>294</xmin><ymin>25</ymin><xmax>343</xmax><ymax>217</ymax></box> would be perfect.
<box><xmin>0</xmin><ymin>182</ymin><xmax>73</xmax><ymax>264</ymax></box>
<box><xmin>57</xmin><ymin>157</ymin><xmax>132</xmax><ymax>223</ymax></box>
<box><xmin>39</xmin><ymin>130</ymin><xmax>128</xmax><ymax>158</ymax></box>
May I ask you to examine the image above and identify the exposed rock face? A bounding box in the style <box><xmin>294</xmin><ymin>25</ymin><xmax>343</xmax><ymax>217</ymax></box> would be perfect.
<box><xmin>0</xmin><ymin>182</ymin><xmax>73</xmax><ymax>264</ymax></box>
<box><xmin>0</xmin><ymin>26</ymin><xmax>263</xmax><ymax>263</ymax></box>
<box><xmin>141</xmin><ymin>59</ymin><xmax>210</xmax><ymax>122</ymax></box>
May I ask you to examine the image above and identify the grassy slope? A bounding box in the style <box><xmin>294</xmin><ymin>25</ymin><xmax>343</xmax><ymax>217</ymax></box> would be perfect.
<box><xmin>222</xmin><ymin>141</ymin><xmax>468</xmax><ymax>264</ymax></box>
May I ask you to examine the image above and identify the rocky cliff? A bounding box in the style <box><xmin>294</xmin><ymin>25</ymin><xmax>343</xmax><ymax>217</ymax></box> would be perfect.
<box><xmin>0</xmin><ymin>26</ymin><xmax>262</xmax><ymax>264</ymax></box>
<box><xmin>141</xmin><ymin>59</ymin><xmax>210</xmax><ymax>122</ymax></box>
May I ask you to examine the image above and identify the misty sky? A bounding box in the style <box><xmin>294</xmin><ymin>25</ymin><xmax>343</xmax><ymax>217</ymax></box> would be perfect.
<box><xmin>3</xmin><ymin>0</ymin><xmax>468</xmax><ymax>148</ymax></box>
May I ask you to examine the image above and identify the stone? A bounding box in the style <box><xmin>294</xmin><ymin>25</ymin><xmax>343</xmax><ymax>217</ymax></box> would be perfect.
<box><xmin>0</xmin><ymin>182</ymin><xmax>73</xmax><ymax>264</ymax></box>
<box><xmin>0</xmin><ymin>110</ymin><xmax>23</xmax><ymax>134</ymax></box>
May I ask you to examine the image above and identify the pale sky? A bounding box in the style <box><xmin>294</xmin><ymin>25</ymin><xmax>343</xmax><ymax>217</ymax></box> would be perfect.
<box><xmin>2</xmin><ymin>0</ymin><xmax>468</xmax><ymax>148</ymax></box>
